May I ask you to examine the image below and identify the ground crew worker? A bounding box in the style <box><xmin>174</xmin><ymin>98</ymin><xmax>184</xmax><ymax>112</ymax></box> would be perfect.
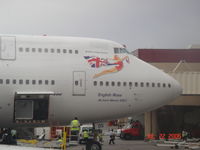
<box><xmin>98</xmin><ymin>131</ymin><xmax>103</xmax><ymax>144</ymax></box>
<box><xmin>57</xmin><ymin>135</ymin><xmax>63</xmax><ymax>142</ymax></box>
<box><xmin>109</xmin><ymin>129</ymin><xmax>115</xmax><ymax>144</ymax></box>
<box><xmin>11</xmin><ymin>129</ymin><xmax>17</xmax><ymax>145</ymax></box>
<box><xmin>70</xmin><ymin>117</ymin><xmax>80</xmax><ymax>141</ymax></box>
<box><xmin>83</xmin><ymin>130</ymin><xmax>89</xmax><ymax>143</ymax></box>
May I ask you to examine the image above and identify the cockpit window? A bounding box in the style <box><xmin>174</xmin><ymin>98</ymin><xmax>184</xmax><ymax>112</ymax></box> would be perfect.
<box><xmin>114</xmin><ymin>47</ymin><xmax>130</xmax><ymax>54</ymax></box>
<box><xmin>120</xmin><ymin>48</ymin><xmax>126</xmax><ymax>53</ymax></box>
<box><xmin>114</xmin><ymin>48</ymin><xmax>119</xmax><ymax>54</ymax></box>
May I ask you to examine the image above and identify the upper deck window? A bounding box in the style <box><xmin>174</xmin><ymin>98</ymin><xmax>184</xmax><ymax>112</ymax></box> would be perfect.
<box><xmin>63</xmin><ymin>49</ymin><xmax>67</xmax><ymax>53</ymax></box>
<box><xmin>25</xmin><ymin>48</ymin><xmax>29</xmax><ymax>52</ymax></box>
<box><xmin>57</xmin><ymin>49</ymin><xmax>61</xmax><ymax>53</ymax></box>
<box><xmin>44</xmin><ymin>48</ymin><xmax>48</xmax><ymax>53</ymax></box>
<box><xmin>32</xmin><ymin>48</ymin><xmax>36</xmax><ymax>52</ymax></box>
<box><xmin>114</xmin><ymin>48</ymin><xmax>119</xmax><ymax>54</ymax></box>
<box><xmin>120</xmin><ymin>48</ymin><xmax>126</xmax><ymax>53</ymax></box>
<box><xmin>38</xmin><ymin>48</ymin><xmax>42</xmax><ymax>53</ymax></box>
<box><xmin>51</xmin><ymin>49</ymin><xmax>54</xmax><ymax>53</ymax></box>
<box><xmin>75</xmin><ymin>50</ymin><xmax>78</xmax><ymax>54</ymax></box>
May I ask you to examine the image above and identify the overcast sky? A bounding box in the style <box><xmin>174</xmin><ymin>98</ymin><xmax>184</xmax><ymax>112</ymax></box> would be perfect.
<box><xmin>0</xmin><ymin>0</ymin><xmax>200</xmax><ymax>51</ymax></box>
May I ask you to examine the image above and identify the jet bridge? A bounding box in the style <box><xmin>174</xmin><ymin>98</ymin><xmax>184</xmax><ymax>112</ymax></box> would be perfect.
<box><xmin>13</xmin><ymin>92</ymin><xmax>58</xmax><ymax>124</ymax></box>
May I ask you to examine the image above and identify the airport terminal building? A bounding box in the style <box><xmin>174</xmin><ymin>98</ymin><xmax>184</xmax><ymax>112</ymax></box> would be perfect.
<box><xmin>134</xmin><ymin>49</ymin><xmax>200</xmax><ymax>138</ymax></box>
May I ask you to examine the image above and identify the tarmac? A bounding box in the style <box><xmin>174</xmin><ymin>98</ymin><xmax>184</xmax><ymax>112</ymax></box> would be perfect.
<box><xmin>68</xmin><ymin>136</ymin><xmax>173</xmax><ymax>150</ymax></box>
<box><xmin>12</xmin><ymin>136</ymin><xmax>200</xmax><ymax>150</ymax></box>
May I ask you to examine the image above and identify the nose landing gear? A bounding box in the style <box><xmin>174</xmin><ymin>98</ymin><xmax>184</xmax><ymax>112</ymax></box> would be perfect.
<box><xmin>86</xmin><ymin>140</ymin><xmax>102</xmax><ymax>150</ymax></box>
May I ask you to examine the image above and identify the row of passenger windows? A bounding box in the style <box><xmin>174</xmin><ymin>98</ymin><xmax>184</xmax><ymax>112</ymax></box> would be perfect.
<box><xmin>0</xmin><ymin>79</ymin><xmax>55</xmax><ymax>85</ymax></box>
<box><xmin>18</xmin><ymin>47</ymin><xmax>79</xmax><ymax>54</ymax></box>
<box><xmin>93</xmin><ymin>81</ymin><xmax>171</xmax><ymax>88</ymax></box>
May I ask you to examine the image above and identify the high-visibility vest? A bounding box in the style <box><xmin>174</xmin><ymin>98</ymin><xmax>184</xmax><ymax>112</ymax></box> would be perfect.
<box><xmin>182</xmin><ymin>131</ymin><xmax>187</xmax><ymax>137</ymax></box>
<box><xmin>11</xmin><ymin>130</ymin><xmax>17</xmax><ymax>136</ymax></box>
<box><xmin>58</xmin><ymin>139</ymin><xmax>63</xmax><ymax>142</ymax></box>
<box><xmin>71</xmin><ymin>120</ymin><xmax>80</xmax><ymax>130</ymax></box>
<box><xmin>83</xmin><ymin>131</ymin><xmax>89</xmax><ymax>138</ymax></box>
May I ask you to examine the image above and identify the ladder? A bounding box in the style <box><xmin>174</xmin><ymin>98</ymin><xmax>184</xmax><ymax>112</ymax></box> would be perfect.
<box><xmin>69</xmin><ymin>130</ymin><xmax>79</xmax><ymax>146</ymax></box>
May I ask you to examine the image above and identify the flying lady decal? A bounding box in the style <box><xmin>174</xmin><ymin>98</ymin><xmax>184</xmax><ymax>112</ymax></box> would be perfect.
<box><xmin>84</xmin><ymin>55</ymin><xmax>130</xmax><ymax>78</ymax></box>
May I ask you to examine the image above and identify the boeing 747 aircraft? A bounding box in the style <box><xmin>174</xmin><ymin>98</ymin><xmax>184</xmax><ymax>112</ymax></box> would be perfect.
<box><xmin>0</xmin><ymin>35</ymin><xmax>181</xmax><ymax>128</ymax></box>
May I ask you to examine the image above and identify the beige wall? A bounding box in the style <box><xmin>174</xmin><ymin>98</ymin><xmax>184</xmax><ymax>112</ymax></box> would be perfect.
<box><xmin>144</xmin><ymin>62</ymin><xmax>200</xmax><ymax>136</ymax></box>
<box><xmin>151</xmin><ymin>63</ymin><xmax>200</xmax><ymax>72</ymax></box>
<box><xmin>169</xmin><ymin>95</ymin><xmax>200</xmax><ymax>106</ymax></box>
<box><xmin>169</xmin><ymin>72</ymin><xmax>200</xmax><ymax>95</ymax></box>
<box><xmin>150</xmin><ymin>62</ymin><xmax>200</xmax><ymax>105</ymax></box>
<box><xmin>144</xmin><ymin>111</ymin><xmax>158</xmax><ymax>137</ymax></box>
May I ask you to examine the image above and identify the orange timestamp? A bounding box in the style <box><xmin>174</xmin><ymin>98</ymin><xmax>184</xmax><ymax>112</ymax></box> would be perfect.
<box><xmin>146</xmin><ymin>133</ymin><xmax>182</xmax><ymax>140</ymax></box>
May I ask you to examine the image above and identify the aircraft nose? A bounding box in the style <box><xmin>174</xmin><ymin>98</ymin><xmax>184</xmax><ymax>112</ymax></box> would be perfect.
<box><xmin>171</xmin><ymin>77</ymin><xmax>182</xmax><ymax>98</ymax></box>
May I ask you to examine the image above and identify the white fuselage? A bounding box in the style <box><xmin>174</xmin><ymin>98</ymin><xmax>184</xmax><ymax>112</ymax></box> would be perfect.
<box><xmin>0</xmin><ymin>35</ymin><xmax>182</xmax><ymax>127</ymax></box>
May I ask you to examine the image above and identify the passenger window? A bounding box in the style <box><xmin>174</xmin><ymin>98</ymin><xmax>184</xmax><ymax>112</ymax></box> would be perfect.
<box><xmin>0</xmin><ymin>79</ymin><xmax>3</xmax><ymax>84</ymax></box>
<box><xmin>111</xmin><ymin>81</ymin><xmax>115</xmax><ymax>86</ymax></box>
<box><xmin>146</xmin><ymin>82</ymin><xmax>149</xmax><ymax>87</ymax></box>
<box><xmin>163</xmin><ymin>83</ymin><xmax>166</xmax><ymax>88</ymax></box>
<box><xmin>57</xmin><ymin>49</ymin><xmax>61</xmax><ymax>53</ymax></box>
<box><xmin>106</xmin><ymin>81</ymin><xmax>109</xmax><ymax>86</ymax></box>
<box><xmin>25</xmin><ymin>48</ymin><xmax>29</xmax><ymax>52</ymax></box>
<box><xmin>100</xmin><ymin>81</ymin><xmax>103</xmax><ymax>86</ymax></box>
<box><xmin>26</xmin><ymin>80</ymin><xmax>29</xmax><ymax>84</ymax></box>
<box><xmin>75</xmin><ymin>50</ymin><xmax>78</xmax><ymax>54</ymax></box>
<box><xmin>13</xmin><ymin>79</ymin><xmax>16</xmax><ymax>84</ymax></box>
<box><xmin>19</xmin><ymin>47</ymin><xmax>23</xmax><ymax>52</ymax></box>
<box><xmin>117</xmin><ymin>82</ymin><xmax>121</xmax><ymax>86</ymax></box>
<box><xmin>135</xmin><ymin>82</ymin><xmax>138</xmax><ymax>87</ymax></box>
<box><xmin>39</xmin><ymin>80</ymin><xmax>42</xmax><ymax>85</ymax></box>
<box><xmin>75</xmin><ymin>81</ymin><xmax>79</xmax><ymax>86</ymax></box>
<box><xmin>6</xmin><ymin>79</ymin><xmax>10</xmax><ymax>84</ymax></box>
<box><xmin>69</xmin><ymin>50</ymin><xmax>72</xmax><ymax>54</ymax></box>
<box><xmin>114</xmin><ymin>48</ymin><xmax>119</xmax><ymax>54</ymax></box>
<box><xmin>51</xmin><ymin>49</ymin><xmax>54</xmax><ymax>53</ymax></box>
<box><xmin>32</xmin><ymin>80</ymin><xmax>36</xmax><ymax>85</ymax></box>
<box><xmin>32</xmin><ymin>48</ymin><xmax>36</xmax><ymax>52</ymax></box>
<box><xmin>63</xmin><ymin>49</ymin><xmax>67</xmax><ymax>53</ymax></box>
<box><xmin>19</xmin><ymin>79</ymin><xmax>23</xmax><ymax>84</ymax></box>
<box><xmin>123</xmin><ymin>82</ymin><xmax>127</xmax><ymax>86</ymax></box>
<box><xmin>94</xmin><ymin>81</ymin><xmax>97</xmax><ymax>86</ymax></box>
<box><xmin>129</xmin><ymin>82</ymin><xmax>132</xmax><ymax>87</ymax></box>
<box><xmin>141</xmin><ymin>82</ymin><xmax>144</xmax><ymax>87</ymax></box>
<box><xmin>38</xmin><ymin>48</ymin><xmax>42</xmax><ymax>53</ymax></box>
<box><xmin>157</xmin><ymin>83</ymin><xmax>160</xmax><ymax>87</ymax></box>
<box><xmin>152</xmin><ymin>83</ymin><xmax>155</xmax><ymax>87</ymax></box>
<box><xmin>51</xmin><ymin>80</ymin><xmax>55</xmax><ymax>85</ymax></box>
<box><xmin>45</xmin><ymin>48</ymin><xmax>48</xmax><ymax>53</ymax></box>
<box><xmin>45</xmin><ymin>80</ymin><xmax>48</xmax><ymax>85</ymax></box>
<box><xmin>168</xmin><ymin>83</ymin><xmax>171</xmax><ymax>88</ymax></box>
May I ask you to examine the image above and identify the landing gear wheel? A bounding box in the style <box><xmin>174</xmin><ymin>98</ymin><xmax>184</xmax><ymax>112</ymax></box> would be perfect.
<box><xmin>86</xmin><ymin>140</ymin><xmax>102</xmax><ymax>150</ymax></box>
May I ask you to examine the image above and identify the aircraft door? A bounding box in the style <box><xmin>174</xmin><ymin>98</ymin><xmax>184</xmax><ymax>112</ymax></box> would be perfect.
<box><xmin>0</xmin><ymin>36</ymin><xmax>16</xmax><ymax>60</ymax></box>
<box><xmin>14</xmin><ymin>94</ymin><xmax>49</xmax><ymax>124</ymax></box>
<box><xmin>73</xmin><ymin>71</ymin><xmax>86</xmax><ymax>96</ymax></box>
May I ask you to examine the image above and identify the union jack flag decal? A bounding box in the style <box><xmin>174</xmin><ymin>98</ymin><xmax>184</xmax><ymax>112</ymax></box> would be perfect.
<box><xmin>84</xmin><ymin>56</ymin><xmax>109</xmax><ymax>68</ymax></box>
